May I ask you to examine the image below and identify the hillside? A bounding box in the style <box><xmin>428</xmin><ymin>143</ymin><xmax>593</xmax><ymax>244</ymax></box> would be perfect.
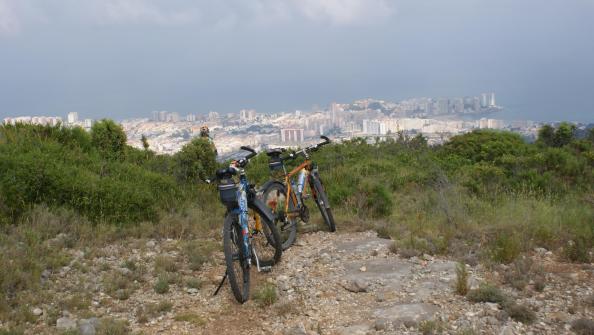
<box><xmin>0</xmin><ymin>122</ymin><xmax>593</xmax><ymax>334</ymax></box>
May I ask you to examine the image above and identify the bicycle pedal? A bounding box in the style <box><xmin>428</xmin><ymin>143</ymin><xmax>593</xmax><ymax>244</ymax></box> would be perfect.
<box><xmin>258</xmin><ymin>266</ymin><xmax>272</xmax><ymax>273</ymax></box>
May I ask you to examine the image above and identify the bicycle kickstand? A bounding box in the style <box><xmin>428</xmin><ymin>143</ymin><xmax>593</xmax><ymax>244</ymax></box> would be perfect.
<box><xmin>213</xmin><ymin>270</ymin><xmax>227</xmax><ymax>296</ymax></box>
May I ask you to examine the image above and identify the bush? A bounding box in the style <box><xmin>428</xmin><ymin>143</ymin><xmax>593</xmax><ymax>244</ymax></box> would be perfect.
<box><xmin>91</xmin><ymin>120</ymin><xmax>127</xmax><ymax>160</ymax></box>
<box><xmin>454</xmin><ymin>263</ymin><xmax>469</xmax><ymax>296</ymax></box>
<box><xmin>173</xmin><ymin>138</ymin><xmax>217</xmax><ymax>183</ymax></box>
<box><xmin>467</xmin><ymin>284</ymin><xmax>507</xmax><ymax>304</ymax></box>
<box><xmin>489</xmin><ymin>234</ymin><xmax>522</xmax><ymax>264</ymax></box>
<box><xmin>154</xmin><ymin>276</ymin><xmax>170</xmax><ymax>294</ymax></box>
<box><xmin>252</xmin><ymin>283</ymin><xmax>277</xmax><ymax>307</ymax></box>
<box><xmin>571</xmin><ymin>318</ymin><xmax>594</xmax><ymax>335</ymax></box>
<box><xmin>505</xmin><ymin>303</ymin><xmax>536</xmax><ymax>324</ymax></box>
<box><xmin>564</xmin><ymin>238</ymin><xmax>592</xmax><ymax>263</ymax></box>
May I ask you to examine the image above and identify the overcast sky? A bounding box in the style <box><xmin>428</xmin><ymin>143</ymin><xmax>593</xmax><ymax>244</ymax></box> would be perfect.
<box><xmin>1</xmin><ymin>0</ymin><xmax>593</xmax><ymax>122</ymax></box>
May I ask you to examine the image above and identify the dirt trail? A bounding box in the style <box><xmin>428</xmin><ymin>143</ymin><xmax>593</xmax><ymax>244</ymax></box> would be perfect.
<box><xmin>25</xmin><ymin>231</ymin><xmax>593</xmax><ymax>335</ymax></box>
<box><xmin>140</xmin><ymin>231</ymin><xmax>593</xmax><ymax>335</ymax></box>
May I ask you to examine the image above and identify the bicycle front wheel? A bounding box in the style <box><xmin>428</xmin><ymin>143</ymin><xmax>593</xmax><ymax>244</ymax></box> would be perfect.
<box><xmin>311</xmin><ymin>173</ymin><xmax>336</xmax><ymax>232</ymax></box>
<box><xmin>249</xmin><ymin>208</ymin><xmax>283</xmax><ymax>266</ymax></box>
<box><xmin>261</xmin><ymin>182</ymin><xmax>297</xmax><ymax>250</ymax></box>
<box><xmin>223</xmin><ymin>213</ymin><xmax>250</xmax><ymax>303</ymax></box>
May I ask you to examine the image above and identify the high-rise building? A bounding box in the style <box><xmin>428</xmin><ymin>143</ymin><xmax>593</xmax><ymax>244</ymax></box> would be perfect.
<box><xmin>437</xmin><ymin>99</ymin><xmax>449</xmax><ymax>115</ymax></box>
<box><xmin>208</xmin><ymin>111</ymin><xmax>219</xmax><ymax>121</ymax></box>
<box><xmin>84</xmin><ymin>119</ymin><xmax>93</xmax><ymax>128</ymax></box>
<box><xmin>481</xmin><ymin>93</ymin><xmax>489</xmax><ymax>108</ymax></box>
<box><xmin>489</xmin><ymin>93</ymin><xmax>496</xmax><ymax>107</ymax></box>
<box><xmin>240</xmin><ymin>109</ymin><xmax>256</xmax><ymax>123</ymax></box>
<box><xmin>67</xmin><ymin>112</ymin><xmax>79</xmax><ymax>124</ymax></box>
<box><xmin>186</xmin><ymin>114</ymin><xmax>196</xmax><ymax>122</ymax></box>
<box><xmin>158</xmin><ymin>111</ymin><xmax>167</xmax><ymax>122</ymax></box>
<box><xmin>280</xmin><ymin>128</ymin><xmax>304</xmax><ymax>143</ymax></box>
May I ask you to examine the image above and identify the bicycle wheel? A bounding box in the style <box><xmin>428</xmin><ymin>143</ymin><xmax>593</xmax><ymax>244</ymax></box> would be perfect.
<box><xmin>223</xmin><ymin>212</ymin><xmax>250</xmax><ymax>303</ymax></box>
<box><xmin>310</xmin><ymin>173</ymin><xmax>336</xmax><ymax>232</ymax></box>
<box><xmin>249</xmin><ymin>208</ymin><xmax>283</xmax><ymax>266</ymax></box>
<box><xmin>261</xmin><ymin>182</ymin><xmax>297</xmax><ymax>250</ymax></box>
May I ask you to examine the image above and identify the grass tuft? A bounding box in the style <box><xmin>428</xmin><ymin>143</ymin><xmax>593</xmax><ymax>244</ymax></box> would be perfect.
<box><xmin>454</xmin><ymin>262</ymin><xmax>469</xmax><ymax>296</ymax></box>
<box><xmin>252</xmin><ymin>283</ymin><xmax>277</xmax><ymax>307</ymax></box>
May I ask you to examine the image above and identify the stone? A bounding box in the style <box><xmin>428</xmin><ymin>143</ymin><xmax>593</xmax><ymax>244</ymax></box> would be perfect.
<box><xmin>32</xmin><ymin>308</ymin><xmax>43</xmax><ymax>316</ymax></box>
<box><xmin>78</xmin><ymin>318</ymin><xmax>99</xmax><ymax>335</ymax></box>
<box><xmin>337</xmin><ymin>324</ymin><xmax>371</xmax><ymax>335</ymax></box>
<box><xmin>499</xmin><ymin>325</ymin><xmax>515</xmax><ymax>335</ymax></box>
<box><xmin>374</xmin><ymin>318</ymin><xmax>390</xmax><ymax>331</ymax></box>
<box><xmin>284</xmin><ymin>323</ymin><xmax>307</xmax><ymax>335</ymax></box>
<box><xmin>117</xmin><ymin>267</ymin><xmax>132</xmax><ymax>276</ymax></box>
<box><xmin>359</xmin><ymin>266</ymin><xmax>367</xmax><ymax>272</ymax></box>
<box><xmin>146</xmin><ymin>240</ymin><xmax>156</xmax><ymax>248</ymax></box>
<box><xmin>187</xmin><ymin>288</ymin><xmax>199</xmax><ymax>294</ymax></box>
<box><xmin>56</xmin><ymin>317</ymin><xmax>77</xmax><ymax>330</ymax></box>
<box><xmin>373</xmin><ymin>303</ymin><xmax>439</xmax><ymax>327</ymax></box>
<box><xmin>342</xmin><ymin>279</ymin><xmax>369</xmax><ymax>293</ymax></box>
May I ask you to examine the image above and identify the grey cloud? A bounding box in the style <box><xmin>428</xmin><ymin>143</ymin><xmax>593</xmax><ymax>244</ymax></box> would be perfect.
<box><xmin>0</xmin><ymin>0</ymin><xmax>20</xmax><ymax>35</ymax></box>
<box><xmin>0</xmin><ymin>0</ymin><xmax>395</xmax><ymax>33</ymax></box>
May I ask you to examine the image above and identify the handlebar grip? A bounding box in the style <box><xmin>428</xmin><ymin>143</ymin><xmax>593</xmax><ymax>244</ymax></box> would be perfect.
<box><xmin>320</xmin><ymin>136</ymin><xmax>331</xmax><ymax>145</ymax></box>
<box><xmin>240</xmin><ymin>146</ymin><xmax>257</xmax><ymax>160</ymax></box>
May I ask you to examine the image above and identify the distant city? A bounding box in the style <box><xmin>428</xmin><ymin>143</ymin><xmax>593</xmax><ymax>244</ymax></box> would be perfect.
<box><xmin>3</xmin><ymin>93</ymin><xmax>591</xmax><ymax>159</ymax></box>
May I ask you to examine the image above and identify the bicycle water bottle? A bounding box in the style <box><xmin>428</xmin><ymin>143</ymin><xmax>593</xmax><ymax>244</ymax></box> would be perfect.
<box><xmin>297</xmin><ymin>169</ymin><xmax>307</xmax><ymax>195</ymax></box>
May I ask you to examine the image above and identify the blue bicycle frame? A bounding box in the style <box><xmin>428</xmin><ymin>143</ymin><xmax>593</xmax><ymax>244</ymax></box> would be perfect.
<box><xmin>233</xmin><ymin>173</ymin><xmax>251</xmax><ymax>265</ymax></box>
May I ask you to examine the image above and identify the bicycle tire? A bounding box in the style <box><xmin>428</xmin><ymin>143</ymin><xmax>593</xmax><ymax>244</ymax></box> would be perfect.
<box><xmin>311</xmin><ymin>174</ymin><xmax>336</xmax><ymax>232</ymax></box>
<box><xmin>223</xmin><ymin>213</ymin><xmax>250</xmax><ymax>303</ymax></box>
<box><xmin>249</xmin><ymin>205</ymin><xmax>283</xmax><ymax>266</ymax></box>
<box><xmin>261</xmin><ymin>182</ymin><xmax>297</xmax><ymax>250</ymax></box>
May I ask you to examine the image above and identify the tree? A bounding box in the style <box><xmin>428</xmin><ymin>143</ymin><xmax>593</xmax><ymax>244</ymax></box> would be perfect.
<box><xmin>174</xmin><ymin>137</ymin><xmax>217</xmax><ymax>183</ymax></box>
<box><xmin>537</xmin><ymin>125</ymin><xmax>555</xmax><ymax>147</ymax></box>
<box><xmin>141</xmin><ymin>134</ymin><xmax>150</xmax><ymax>151</ymax></box>
<box><xmin>537</xmin><ymin>123</ymin><xmax>576</xmax><ymax>148</ymax></box>
<box><xmin>553</xmin><ymin>122</ymin><xmax>576</xmax><ymax>147</ymax></box>
<box><xmin>91</xmin><ymin>120</ymin><xmax>127</xmax><ymax>160</ymax></box>
<box><xmin>588</xmin><ymin>128</ymin><xmax>594</xmax><ymax>144</ymax></box>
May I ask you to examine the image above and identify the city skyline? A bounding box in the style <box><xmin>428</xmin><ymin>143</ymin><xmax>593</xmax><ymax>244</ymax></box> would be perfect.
<box><xmin>1</xmin><ymin>1</ymin><xmax>593</xmax><ymax>122</ymax></box>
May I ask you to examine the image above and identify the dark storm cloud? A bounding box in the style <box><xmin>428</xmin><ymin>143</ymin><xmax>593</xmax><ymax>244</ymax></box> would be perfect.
<box><xmin>0</xmin><ymin>0</ymin><xmax>592</xmax><ymax>122</ymax></box>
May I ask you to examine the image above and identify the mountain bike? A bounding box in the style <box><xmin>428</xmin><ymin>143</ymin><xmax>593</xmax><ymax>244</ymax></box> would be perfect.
<box><xmin>210</xmin><ymin>146</ymin><xmax>282</xmax><ymax>303</ymax></box>
<box><xmin>261</xmin><ymin>136</ymin><xmax>335</xmax><ymax>250</ymax></box>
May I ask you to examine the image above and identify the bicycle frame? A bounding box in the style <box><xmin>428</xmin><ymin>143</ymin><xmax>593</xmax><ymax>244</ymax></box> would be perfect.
<box><xmin>231</xmin><ymin>171</ymin><xmax>252</xmax><ymax>265</ymax></box>
<box><xmin>282</xmin><ymin>160</ymin><xmax>318</xmax><ymax>216</ymax></box>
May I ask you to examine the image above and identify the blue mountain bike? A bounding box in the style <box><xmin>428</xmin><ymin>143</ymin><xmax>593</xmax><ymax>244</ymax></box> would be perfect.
<box><xmin>212</xmin><ymin>146</ymin><xmax>282</xmax><ymax>303</ymax></box>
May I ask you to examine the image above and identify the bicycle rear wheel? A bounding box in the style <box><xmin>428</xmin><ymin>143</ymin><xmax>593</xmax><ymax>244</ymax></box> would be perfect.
<box><xmin>310</xmin><ymin>173</ymin><xmax>336</xmax><ymax>232</ymax></box>
<box><xmin>223</xmin><ymin>213</ymin><xmax>250</xmax><ymax>303</ymax></box>
<box><xmin>261</xmin><ymin>182</ymin><xmax>297</xmax><ymax>250</ymax></box>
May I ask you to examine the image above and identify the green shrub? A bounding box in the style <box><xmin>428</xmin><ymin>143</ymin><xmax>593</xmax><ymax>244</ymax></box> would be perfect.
<box><xmin>467</xmin><ymin>284</ymin><xmax>507</xmax><ymax>304</ymax></box>
<box><xmin>174</xmin><ymin>313</ymin><xmax>206</xmax><ymax>325</ymax></box>
<box><xmin>154</xmin><ymin>276</ymin><xmax>170</xmax><ymax>294</ymax></box>
<box><xmin>96</xmin><ymin>318</ymin><xmax>129</xmax><ymax>335</ymax></box>
<box><xmin>91</xmin><ymin>120</ymin><xmax>127</xmax><ymax>160</ymax></box>
<box><xmin>454</xmin><ymin>262</ymin><xmax>469</xmax><ymax>296</ymax></box>
<box><xmin>505</xmin><ymin>303</ymin><xmax>536</xmax><ymax>324</ymax></box>
<box><xmin>564</xmin><ymin>237</ymin><xmax>592</xmax><ymax>263</ymax></box>
<box><xmin>489</xmin><ymin>234</ymin><xmax>522</xmax><ymax>264</ymax></box>
<box><xmin>252</xmin><ymin>283</ymin><xmax>277</xmax><ymax>307</ymax></box>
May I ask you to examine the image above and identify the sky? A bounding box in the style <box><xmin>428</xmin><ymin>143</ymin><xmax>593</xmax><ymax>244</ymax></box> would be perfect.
<box><xmin>0</xmin><ymin>0</ymin><xmax>593</xmax><ymax>122</ymax></box>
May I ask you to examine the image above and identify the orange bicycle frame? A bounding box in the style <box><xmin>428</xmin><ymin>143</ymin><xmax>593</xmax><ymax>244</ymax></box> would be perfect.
<box><xmin>283</xmin><ymin>160</ymin><xmax>316</xmax><ymax>215</ymax></box>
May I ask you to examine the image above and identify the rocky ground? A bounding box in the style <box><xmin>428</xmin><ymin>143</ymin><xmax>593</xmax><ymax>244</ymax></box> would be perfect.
<box><xmin>11</xmin><ymin>231</ymin><xmax>594</xmax><ymax>335</ymax></box>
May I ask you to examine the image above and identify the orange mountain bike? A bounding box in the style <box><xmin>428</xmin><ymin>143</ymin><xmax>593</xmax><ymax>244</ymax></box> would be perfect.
<box><xmin>261</xmin><ymin>136</ymin><xmax>335</xmax><ymax>249</ymax></box>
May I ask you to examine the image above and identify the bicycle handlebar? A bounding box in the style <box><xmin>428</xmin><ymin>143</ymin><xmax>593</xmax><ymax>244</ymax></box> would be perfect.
<box><xmin>282</xmin><ymin>136</ymin><xmax>331</xmax><ymax>161</ymax></box>
<box><xmin>206</xmin><ymin>146</ymin><xmax>258</xmax><ymax>183</ymax></box>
